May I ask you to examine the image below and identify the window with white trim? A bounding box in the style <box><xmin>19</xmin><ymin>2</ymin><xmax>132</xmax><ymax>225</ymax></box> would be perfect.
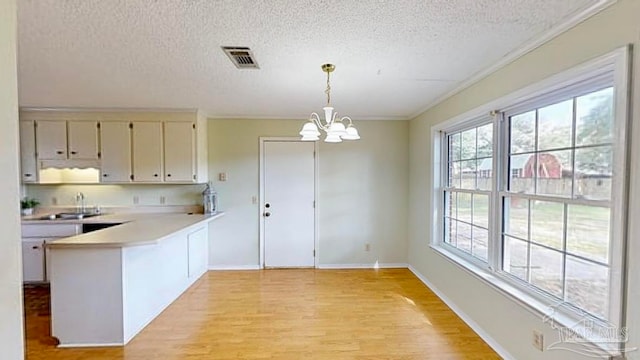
<box><xmin>445</xmin><ymin>122</ymin><xmax>493</xmax><ymax>262</ymax></box>
<box><xmin>434</xmin><ymin>49</ymin><xmax>629</xmax><ymax>332</ymax></box>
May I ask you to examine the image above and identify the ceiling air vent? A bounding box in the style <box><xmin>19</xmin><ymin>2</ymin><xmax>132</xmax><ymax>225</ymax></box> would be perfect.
<box><xmin>222</xmin><ymin>46</ymin><xmax>259</xmax><ymax>69</ymax></box>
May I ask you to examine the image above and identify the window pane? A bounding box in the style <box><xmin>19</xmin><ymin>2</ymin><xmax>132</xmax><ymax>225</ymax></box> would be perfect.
<box><xmin>504</xmin><ymin>236</ymin><xmax>528</xmax><ymax>281</ymax></box>
<box><xmin>460</xmin><ymin>160</ymin><xmax>477</xmax><ymax>189</ymax></box>
<box><xmin>565</xmin><ymin>256</ymin><xmax>609</xmax><ymax>319</ymax></box>
<box><xmin>448</xmin><ymin>161</ymin><xmax>461</xmax><ymax>188</ymax></box>
<box><xmin>457</xmin><ymin>222</ymin><xmax>472</xmax><ymax>253</ymax></box>
<box><xmin>575</xmin><ymin>145</ymin><xmax>612</xmax><ymax>200</ymax></box>
<box><xmin>576</xmin><ymin>87</ymin><xmax>614</xmax><ymax>147</ymax></box>
<box><xmin>530</xmin><ymin>201</ymin><xmax>564</xmax><ymax>250</ymax></box>
<box><xmin>566</xmin><ymin>205</ymin><xmax>610</xmax><ymax>264</ymax></box>
<box><xmin>472</xmin><ymin>227</ymin><xmax>488</xmax><ymax>261</ymax></box>
<box><xmin>477</xmin><ymin>158</ymin><xmax>492</xmax><ymax>191</ymax></box>
<box><xmin>457</xmin><ymin>192</ymin><xmax>472</xmax><ymax>223</ymax></box>
<box><xmin>536</xmin><ymin>150</ymin><xmax>573</xmax><ymax>198</ymax></box>
<box><xmin>530</xmin><ymin>244</ymin><xmax>564</xmax><ymax>298</ymax></box>
<box><xmin>477</xmin><ymin>123</ymin><xmax>493</xmax><ymax>157</ymax></box>
<box><xmin>510</xmin><ymin>111</ymin><xmax>535</xmax><ymax>153</ymax></box>
<box><xmin>538</xmin><ymin>99</ymin><xmax>573</xmax><ymax>151</ymax></box>
<box><xmin>461</xmin><ymin>128</ymin><xmax>476</xmax><ymax>160</ymax></box>
<box><xmin>504</xmin><ymin>197</ymin><xmax>529</xmax><ymax>240</ymax></box>
<box><xmin>449</xmin><ymin>133</ymin><xmax>461</xmax><ymax>161</ymax></box>
<box><xmin>509</xmin><ymin>154</ymin><xmax>534</xmax><ymax>193</ymax></box>
<box><xmin>472</xmin><ymin>194</ymin><xmax>489</xmax><ymax>228</ymax></box>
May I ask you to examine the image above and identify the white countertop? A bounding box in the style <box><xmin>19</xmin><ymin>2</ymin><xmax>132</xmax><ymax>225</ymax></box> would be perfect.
<box><xmin>36</xmin><ymin>212</ymin><xmax>224</xmax><ymax>248</ymax></box>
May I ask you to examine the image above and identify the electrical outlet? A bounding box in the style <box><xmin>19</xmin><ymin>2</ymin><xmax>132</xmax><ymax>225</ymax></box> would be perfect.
<box><xmin>532</xmin><ymin>330</ymin><xmax>544</xmax><ymax>351</ymax></box>
<box><xmin>365</xmin><ymin>243</ymin><xmax>371</xmax><ymax>252</ymax></box>
<box><xmin>160</xmin><ymin>196</ymin><xmax>166</xmax><ymax>205</ymax></box>
<box><xmin>51</xmin><ymin>197</ymin><xmax>58</xmax><ymax>206</ymax></box>
<box><xmin>133</xmin><ymin>196</ymin><xmax>139</xmax><ymax>205</ymax></box>
<box><xmin>252</xmin><ymin>196</ymin><xmax>257</xmax><ymax>205</ymax></box>
<box><xmin>219</xmin><ymin>172</ymin><xmax>227</xmax><ymax>181</ymax></box>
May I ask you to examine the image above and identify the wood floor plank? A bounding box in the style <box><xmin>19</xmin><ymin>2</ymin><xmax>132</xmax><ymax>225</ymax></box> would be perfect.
<box><xmin>25</xmin><ymin>269</ymin><xmax>500</xmax><ymax>359</ymax></box>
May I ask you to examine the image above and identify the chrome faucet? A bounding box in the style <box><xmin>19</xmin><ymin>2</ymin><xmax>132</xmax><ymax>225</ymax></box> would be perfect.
<box><xmin>76</xmin><ymin>192</ymin><xmax>86</xmax><ymax>214</ymax></box>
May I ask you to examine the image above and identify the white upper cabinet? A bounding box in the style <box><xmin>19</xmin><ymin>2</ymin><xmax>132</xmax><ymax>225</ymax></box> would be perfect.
<box><xmin>164</xmin><ymin>122</ymin><xmax>195</xmax><ymax>182</ymax></box>
<box><xmin>68</xmin><ymin>121</ymin><xmax>99</xmax><ymax>159</ymax></box>
<box><xmin>35</xmin><ymin>120</ymin><xmax>98</xmax><ymax>160</ymax></box>
<box><xmin>100</xmin><ymin>122</ymin><xmax>131</xmax><ymax>183</ymax></box>
<box><xmin>36</xmin><ymin>120</ymin><xmax>67</xmax><ymax>159</ymax></box>
<box><xmin>19</xmin><ymin>120</ymin><xmax>38</xmax><ymax>183</ymax></box>
<box><xmin>19</xmin><ymin>110</ymin><xmax>208</xmax><ymax>184</ymax></box>
<box><xmin>132</xmin><ymin>121</ymin><xmax>163</xmax><ymax>182</ymax></box>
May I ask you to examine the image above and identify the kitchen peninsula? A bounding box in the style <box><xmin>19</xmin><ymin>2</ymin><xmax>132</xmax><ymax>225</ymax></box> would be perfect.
<box><xmin>43</xmin><ymin>212</ymin><xmax>224</xmax><ymax>347</ymax></box>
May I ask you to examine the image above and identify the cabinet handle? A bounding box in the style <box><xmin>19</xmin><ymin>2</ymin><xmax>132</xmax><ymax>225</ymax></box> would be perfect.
<box><xmin>32</xmin><ymin>246</ymin><xmax>39</xmax><ymax>250</ymax></box>
<box><xmin>24</xmin><ymin>173</ymin><xmax>32</xmax><ymax>177</ymax></box>
<box><xmin>154</xmin><ymin>174</ymin><xmax>159</xmax><ymax>177</ymax></box>
<box><xmin>70</xmin><ymin>151</ymin><xmax>78</xmax><ymax>155</ymax></box>
<box><xmin>56</xmin><ymin>151</ymin><xmax>65</xmax><ymax>155</ymax></box>
<box><xmin>167</xmin><ymin>174</ymin><xmax>171</xmax><ymax>177</ymax></box>
<box><xmin>103</xmin><ymin>174</ymin><xmax>109</xmax><ymax>177</ymax></box>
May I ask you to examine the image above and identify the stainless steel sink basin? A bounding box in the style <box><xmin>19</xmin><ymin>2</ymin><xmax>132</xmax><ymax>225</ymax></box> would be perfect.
<box><xmin>39</xmin><ymin>212</ymin><xmax>101</xmax><ymax>220</ymax></box>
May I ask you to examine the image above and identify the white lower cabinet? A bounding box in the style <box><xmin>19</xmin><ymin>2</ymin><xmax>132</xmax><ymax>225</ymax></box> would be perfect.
<box><xmin>50</xmin><ymin>224</ymin><xmax>210</xmax><ymax>346</ymax></box>
<box><xmin>22</xmin><ymin>239</ymin><xmax>45</xmax><ymax>282</ymax></box>
<box><xmin>21</xmin><ymin>224</ymin><xmax>80</xmax><ymax>283</ymax></box>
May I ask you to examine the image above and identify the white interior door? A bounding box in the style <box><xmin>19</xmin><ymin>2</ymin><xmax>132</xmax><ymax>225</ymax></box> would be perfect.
<box><xmin>263</xmin><ymin>141</ymin><xmax>315</xmax><ymax>268</ymax></box>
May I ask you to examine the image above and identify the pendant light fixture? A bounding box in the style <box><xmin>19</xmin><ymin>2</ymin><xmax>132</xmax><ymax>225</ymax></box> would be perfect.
<box><xmin>299</xmin><ymin>64</ymin><xmax>360</xmax><ymax>143</ymax></box>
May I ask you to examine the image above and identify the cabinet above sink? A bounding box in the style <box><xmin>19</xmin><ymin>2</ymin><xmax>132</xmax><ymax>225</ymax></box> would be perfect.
<box><xmin>19</xmin><ymin>109</ymin><xmax>208</xmax><ymax>185</ymax></box>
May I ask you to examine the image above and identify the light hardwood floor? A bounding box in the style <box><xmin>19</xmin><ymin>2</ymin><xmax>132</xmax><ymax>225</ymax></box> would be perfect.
<box><xmin>26</xmin><ymin>269</ymin><xmax>500</xmax><ymax>359</ymax></box>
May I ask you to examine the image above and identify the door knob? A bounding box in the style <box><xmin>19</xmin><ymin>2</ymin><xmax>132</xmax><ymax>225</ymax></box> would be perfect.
<box><xmin>264</xmin><ymin>212</ymin><xmax>271</xmax><ymax>217</ymax></box>
<box><xmin>265</xmin><ymin>203</ymin><xmax>271</xmax><ymax>208</ymax></box>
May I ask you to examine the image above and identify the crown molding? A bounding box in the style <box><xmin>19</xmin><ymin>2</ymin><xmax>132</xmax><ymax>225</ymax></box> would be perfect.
<box><xmin>408</xmin><ymin>0</ymin><xmax>618</xmax><ymax>120</ymax></box>
<box><xmin>206</xmin><ymin>114</ymin><xmax>409</xmax><ymax>121</ymax></box>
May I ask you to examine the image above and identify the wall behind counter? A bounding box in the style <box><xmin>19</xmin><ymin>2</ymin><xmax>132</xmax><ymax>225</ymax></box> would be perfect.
<box><xmin>25</xmin><ymin>184</ymin><xmax>204</xmax><ymax>208</ymax></box>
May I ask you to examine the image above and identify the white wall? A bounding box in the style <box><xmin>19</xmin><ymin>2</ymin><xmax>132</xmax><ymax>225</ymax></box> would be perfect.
<box><xmin>208</xmin><ymin>119</ymin><xmax>409</xmax><ymax>268</ymax></box>
<box><xmin>0</xmin><ymin>0</ymin><xmax>25</xmax><ymax>358</ymax></box>
<box><xmin>408</xmin><ymin>1</ymin><xmax>640</xmax><ymax>359</ymax></box>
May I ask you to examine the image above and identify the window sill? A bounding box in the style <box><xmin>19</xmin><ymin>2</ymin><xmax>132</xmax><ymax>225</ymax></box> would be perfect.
<box><xmin>429</xmin><ymin>244</ymin><xmax>624</xmax><ymax>358</ymax></box>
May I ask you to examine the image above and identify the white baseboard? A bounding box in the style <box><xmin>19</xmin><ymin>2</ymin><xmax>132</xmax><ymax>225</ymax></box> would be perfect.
<box><xmin>407</xmin><ymin>265</ymin><xmax>515</xmax><ymax>360</ymax></box>
<box><xmin>317</xmin><ymin>263</ymin><xmax>408</xmax><ymax>269</ymax></box>
<box><xmin>208</xmin><ymin>265</ymin><xmax>260</xmax><ymax>270</ymax></box>
<box><xmin>58</xmin><ymin>343</ymin><xmax>123</xmax><ymax>348</ymax></box>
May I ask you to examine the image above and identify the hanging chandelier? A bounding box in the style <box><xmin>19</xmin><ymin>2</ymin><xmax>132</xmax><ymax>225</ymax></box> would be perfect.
<box><xmin>299</xmin><ymin>64</ymin><xmax>360</xmax><ymax>143</ymax></box>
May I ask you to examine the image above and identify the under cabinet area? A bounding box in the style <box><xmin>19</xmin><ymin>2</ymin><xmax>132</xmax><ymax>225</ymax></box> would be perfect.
<box><xmin>18</xmin><ymin>110</ymin><xmax>208</xmax><ymax>184</ymax></box>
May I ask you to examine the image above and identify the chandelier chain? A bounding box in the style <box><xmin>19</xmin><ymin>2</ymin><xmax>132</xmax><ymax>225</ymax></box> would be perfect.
<box><xmin>325</xmin><ymin>71</ymin><xmax>331</xmax><ymax>106</ymax></box>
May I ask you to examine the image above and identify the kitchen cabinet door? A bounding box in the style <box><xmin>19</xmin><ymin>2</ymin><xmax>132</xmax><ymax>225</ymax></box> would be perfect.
<box><xmin>132</xmin><ymin>122</ymin><xmax>163</xmax><ymax>182</ymax></box>
<box><xmin>100</xmin><ymin>122</ymin><xmax>131</xmax><ymax>182</ymax></box>
<box><xmin>19</xmin><ymin>120</ymin><xmax>38</xmax><ymax>183</ymax></box>
<box><xmin>164</xmin><ymin>122</ymin><xmax>195</xmax><ymax>182</ymax></box>
<box><xmin>68</xmin><ymin>121</ymin><xmax>99</xmax><ymax>159</ymax></box>
<box><xmin>22</xmin><ymin>239</ymin><xmax>45</xmax><ymax>282</ymax></box>
<box><xmin>36</xmin><ymin>120</ymin><xmax>67</xmax><ymax>159</ymax></box>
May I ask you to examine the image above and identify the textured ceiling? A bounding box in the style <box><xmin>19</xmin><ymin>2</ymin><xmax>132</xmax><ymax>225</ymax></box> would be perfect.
<box><xmin>18</xmin><ymin>0</ymin><xmax>596</xmax><ymax>120</ymax></box>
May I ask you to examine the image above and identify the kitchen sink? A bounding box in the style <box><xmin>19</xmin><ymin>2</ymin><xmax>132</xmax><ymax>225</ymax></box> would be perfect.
<box><xmin>38</xmin><ymin>212</ymin><xmax>101</xmax><ymax>220</ymax></box>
